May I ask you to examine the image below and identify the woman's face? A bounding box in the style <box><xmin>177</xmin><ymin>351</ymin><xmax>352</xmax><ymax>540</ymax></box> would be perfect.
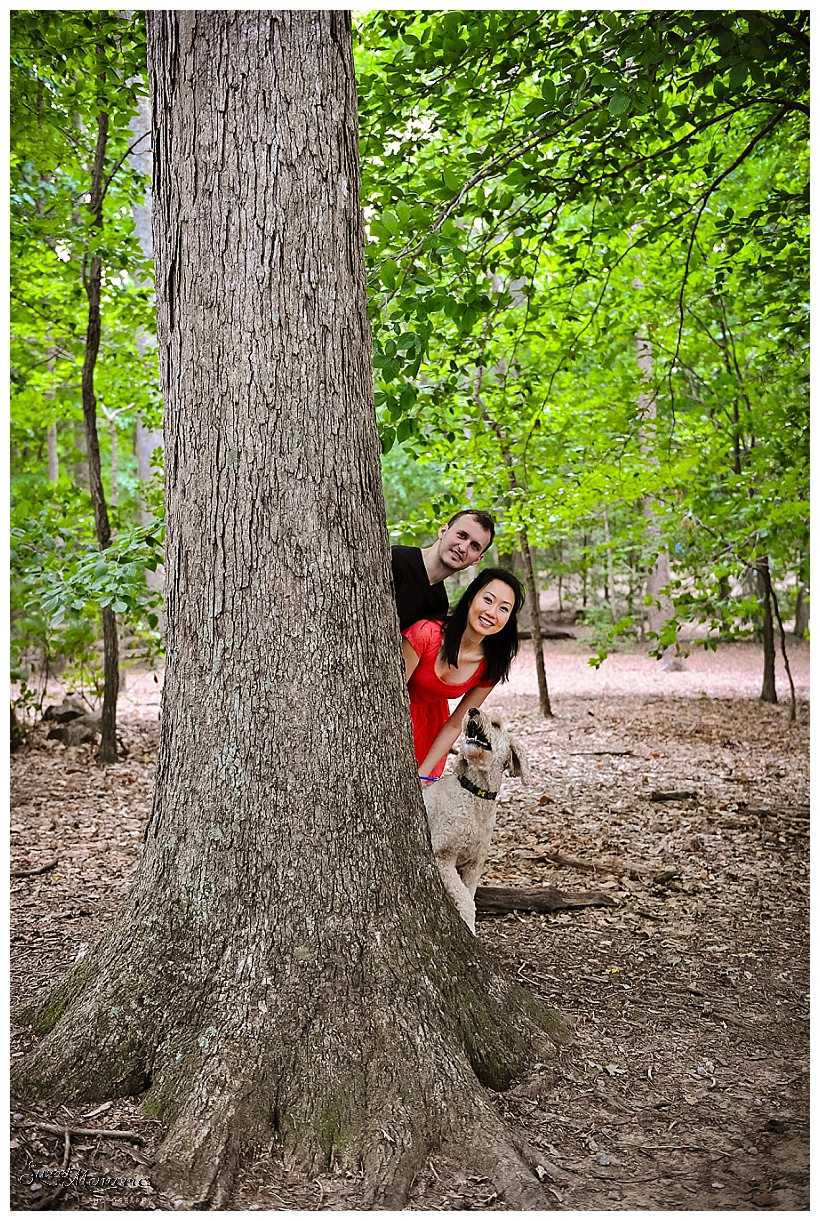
<box><xmin>467</xmin><ymin>579</ymin><xmax>516</xmax><ymax>637</ymax></box>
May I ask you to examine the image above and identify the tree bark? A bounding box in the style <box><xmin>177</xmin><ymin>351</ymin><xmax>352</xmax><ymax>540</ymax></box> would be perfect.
<box><xmin>13</xmin><ymin>13</ymin><xmax>569</xmax><ymax>1209</ymax></box>
<box><xmin>81</xmin><ymin>107</ymin><xmax>119</xmax><ymax>763</ymax></box>
<box><xmin>756</xmin><ymin>558</ymin><xmax>777</xmax><ymax>703</ymax></box>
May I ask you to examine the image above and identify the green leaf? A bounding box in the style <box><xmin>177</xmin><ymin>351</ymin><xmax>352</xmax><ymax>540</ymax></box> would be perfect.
<box><xmin>380</xmin><ymin>259</ymin><xmax>399</xmax><ymax>290</ymax></box>
<box><xmin>608</xmin><ymin>92</ymin><xmax>631</xmax><ymax>115</ymax></box>
<box><xmin>729</xmin><ymin>60</ymin><xmax>748</xmax><ymax>89</ymax></box>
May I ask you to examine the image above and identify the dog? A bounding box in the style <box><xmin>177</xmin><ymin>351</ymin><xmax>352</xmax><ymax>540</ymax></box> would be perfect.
<box><xmin>423</xmin><ymin>707</ymin><xmax>529</xmax><ymax>934</ymax></box>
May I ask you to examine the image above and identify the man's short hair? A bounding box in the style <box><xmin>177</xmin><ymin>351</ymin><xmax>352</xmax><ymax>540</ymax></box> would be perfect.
<box><xmin>446</xmin><ymin>509</ymin><xmax>496</xmax><ymax>548</ymax></box>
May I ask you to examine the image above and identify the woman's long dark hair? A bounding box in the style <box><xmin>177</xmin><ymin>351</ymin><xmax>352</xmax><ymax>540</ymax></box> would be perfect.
<box><xmin>440</xmin><ymin>567</ymin><xmax>525</xmax><ymax>686</ymax></box>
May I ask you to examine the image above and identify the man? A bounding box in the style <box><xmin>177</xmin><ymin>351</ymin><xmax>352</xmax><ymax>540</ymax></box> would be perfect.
<box><xmin>391</xmin><ymin>509</ymin><xmax>495</xmax><ymax>632</ymax></box>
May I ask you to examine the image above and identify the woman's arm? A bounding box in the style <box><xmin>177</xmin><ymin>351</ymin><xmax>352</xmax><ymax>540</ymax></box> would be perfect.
<box><xmin>402</xmin><ymin>637</ymin><xmax>421</xmax><ymax>683</ymax></box>
<box><xmin>417</xmin><ymin>685</ymin><xmax>494</xmax><ymax>777</ymax></box>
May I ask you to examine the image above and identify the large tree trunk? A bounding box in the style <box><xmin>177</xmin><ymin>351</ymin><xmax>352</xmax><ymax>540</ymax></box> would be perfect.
<box><xmin>13</xmin><ymin>12</ymin><xmax>569</xmax><ymax>1210</ymax></box>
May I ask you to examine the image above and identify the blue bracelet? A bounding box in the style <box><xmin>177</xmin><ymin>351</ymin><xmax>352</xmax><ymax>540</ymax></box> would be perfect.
<box><xmin>419</xmin><ymin>775</ymin><xmax>440</xmax><ymax>782</ymax></box>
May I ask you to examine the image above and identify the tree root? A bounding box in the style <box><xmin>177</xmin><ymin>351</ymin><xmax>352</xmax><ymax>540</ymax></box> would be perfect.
<box><xmin>13</xmin><ymin>908</ymin><xmax>574</xmax><ymax>1209</ymax></box>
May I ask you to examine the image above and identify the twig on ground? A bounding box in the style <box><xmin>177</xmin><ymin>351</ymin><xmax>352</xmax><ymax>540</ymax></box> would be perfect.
<box><xmin>11</xmin><ymin>859</ymin><xmax>59</xmax><ymax>879</ymax></box>
<box><xmin>569</xmin><ymin>749</ymin><xmax>633</xmax><ymax>757</ymax></box>
<box><xmin>538</xmin><ymin>850</ymin><xmax>668</xmax><ymax>881</ymax></box>
<box><xmin>12</xmin><ymin>1120</ymin><xmax>145</xmax><ymax>1145</ymax></box>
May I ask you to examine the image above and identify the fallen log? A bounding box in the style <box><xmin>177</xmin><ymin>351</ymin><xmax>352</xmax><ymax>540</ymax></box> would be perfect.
<box><xmin>742</xmin><ymin>805</ymin><xmax>810</xmax><ymax>821</ymax></box>
<box><xmin>475</xmin><ymin>885</ymin><xmax>617</xmax><ymax>913</ymax></box>
<box><xmin>650</xmin><ymin>790</ymin><xmax>698</xmax><ymax>802</ymax></box>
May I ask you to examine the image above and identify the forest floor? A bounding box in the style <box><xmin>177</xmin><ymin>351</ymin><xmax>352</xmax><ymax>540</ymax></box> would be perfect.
<box><xmin>10</xmin><ymin>638</ymin><xmax>810</xmax><ymax>1212</ymax></box>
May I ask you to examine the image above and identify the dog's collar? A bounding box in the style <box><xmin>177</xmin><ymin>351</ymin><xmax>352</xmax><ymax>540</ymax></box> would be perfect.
<box><xmin>457</xmin><ymin>774</ymin><xmax>497</xmax><ymax>801</ymax></box>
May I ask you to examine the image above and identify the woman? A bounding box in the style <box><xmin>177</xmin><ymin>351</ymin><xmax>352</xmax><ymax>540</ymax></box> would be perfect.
<box><xmin>402</xmin><ymin>567</ymin><xmax>525</xmax><ymax>780</ymax></box>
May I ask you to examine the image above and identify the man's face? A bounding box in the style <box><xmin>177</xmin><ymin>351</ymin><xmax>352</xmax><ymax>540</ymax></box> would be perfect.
<box><xmin>435</xmin><ymin>515</ymin><xmax>492</xmax><ymax>572</ymax></box>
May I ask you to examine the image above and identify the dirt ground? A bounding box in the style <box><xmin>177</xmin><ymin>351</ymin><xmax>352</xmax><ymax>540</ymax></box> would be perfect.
<box><xmin>10</xmin><ymin>638</ymin><xmax>809</xmax><ymax>1211</ymax></box>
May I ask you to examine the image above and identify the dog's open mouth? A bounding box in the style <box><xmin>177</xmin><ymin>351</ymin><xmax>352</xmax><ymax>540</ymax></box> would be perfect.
<box><xmin>464</xmin><ymin>732</ymin><xmax>491</xmax><ymax>752</ymax></box>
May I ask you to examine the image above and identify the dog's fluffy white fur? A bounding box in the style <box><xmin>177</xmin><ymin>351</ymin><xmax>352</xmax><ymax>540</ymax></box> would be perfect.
<box><xmin>423</xmin><ymin>707</ymin><xmax>529</xmax><ymax>934</ymax></box>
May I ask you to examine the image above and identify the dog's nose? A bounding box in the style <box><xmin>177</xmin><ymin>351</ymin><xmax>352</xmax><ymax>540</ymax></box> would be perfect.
<box><xmin>467</xmin><ymin>707</ymin><xmax>479</xmax><ymax>716</ymax></box>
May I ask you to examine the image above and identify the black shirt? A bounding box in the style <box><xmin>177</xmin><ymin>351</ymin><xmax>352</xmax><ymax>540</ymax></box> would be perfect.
<box><xmin>391</xmin><ymin>545</ymin><xmax>449</xmax><ymax>632</ymax></box>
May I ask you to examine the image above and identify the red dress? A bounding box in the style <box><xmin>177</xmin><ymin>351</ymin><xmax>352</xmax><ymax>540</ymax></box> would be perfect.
<box><xmin>403</xmin><ymin>619</ymin><xmax>488</xmax><ymax>778</ymax></box>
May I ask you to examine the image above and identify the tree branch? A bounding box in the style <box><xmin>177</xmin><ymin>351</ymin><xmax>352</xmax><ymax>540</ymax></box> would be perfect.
<box><xmin>100</xmin><ymin>130</ymin><xmax>150</xmax><ymax>204</ymax></box>
<box><xmin>667</xmin><ymin>105</ymin><xmax>792</xmax><ymax>419</ymax></box>
<box><xmin>377</xmin><ymin>102</ymin><xmax>606</xmax><ymax>309</ymax></box>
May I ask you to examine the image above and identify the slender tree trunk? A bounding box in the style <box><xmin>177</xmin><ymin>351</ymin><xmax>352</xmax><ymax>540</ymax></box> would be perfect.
<box><xmin>756</xmin><ymin>558</ymin><xmax>777</xmax><ymax>703</ymax></box>
<box><xmin>105</xmin><ymin>410</ymin><xmax>119</xmax><ymax>505</ymax></box>
<box><xmin>626</xmin><ymin>546</ymin><xmax>639</xmax><ymax>619</ymax></box>
<box><xmin>44</xmin><ymin>343</ymin><xmax>59</xmax><ymax>483</ymax></box>
<box><xmin>637</xmin><ymin>333</ymin><xmax>675</xmax><ymax>661</ymax></box>
<box><xmin>47</xmin><ymin>424</ymin><xmax>59</xmax><ymax>483</ymax></box>
<box><xmin>129</xmin><ymin>90</ymin><xmax>165</xmax><ymax>609</ymax></box>
<box><xmin>81</xmin><ymin>109</ymin><xmax>118</xmax><ymax>763</ymax></box>
<box><xmin>718</xmin><ymin>575</ymin><xmax>732</xmax><ymax>629</ymax></box>
<box><xmin>793</xmin><ymin>583</ymin><xmax>808</xmax><ymax>638</ymax></box>
<box><xmin>73</xmin><ymin>419</ymin><xmax>89</xmax><ymax>489</ymax></box>
<box><xmin>13</xmin><ymin>13</ymin><xmax>568</xmax><ymax>1209</ymax></box>
<box><xmin>134</xmin><ymin>418</ymin><xmax>161</xmax><ymax>523</ymax></box>
<box><xmin>602</xmin><ymin>507</ymin><xmax>613</xmax><ymax>612</ymax></box>
<box><xmin>520</xmin><ymin>531</ymin><xmax>552</xmax><ymax>716</ymax></box>
<box><xmin>763</xmin><ymin>568</ymin><xmax>797</xmax><ymax>720</ymax></box>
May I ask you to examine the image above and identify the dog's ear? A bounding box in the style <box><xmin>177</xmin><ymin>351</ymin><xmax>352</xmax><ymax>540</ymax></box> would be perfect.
<box><xmin>506</xmin><ymin>737</ymin><xmax>530</xmax><ymax>784</ymax></box>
